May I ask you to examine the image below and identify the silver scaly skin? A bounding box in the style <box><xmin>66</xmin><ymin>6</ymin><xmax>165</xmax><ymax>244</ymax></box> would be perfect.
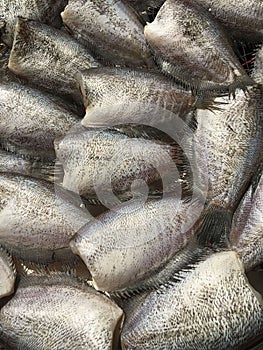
<box><xmin>121</xmin><ymin>251</ymin><xmax>263</xmax><ymax>349</ymax></box>
<box><xmin>0</xmin><ymin>246</ymin><xmax>16</xmax><ymax>299</ymax></box>
<box><xmin>0</xmin><ymin>272</ymin><xmax>123</xmax><ymax>349</ymax></box>
<box><xmin>0</xmin><ymin>82</ymin><xmax>80</xmax><ymax>161</ymax></box>
<box><xmin>8</xmin><ymin>18</ymin><xmax>100</xmax><ymax>102</ymax></box>
<box><xmin>0</xmin><ymin>0</ymin><xmax>67</xmax><ymax>47</ymax></box>
<box><xmin>230</xmin><ymin>174</ymin><xmax>263</xmax><ymax>271</ymax></box>
<box><xmin>190</xmin><ymin>0</ymin><xmax>263</xmax><ymax>42</ymax></box>
<box><xmin>144</xmin><ymin>0</ymin><xmax>254</xmax><ymax>94</ymax></box>
<box><xmin>61</xmin><ymin>0</ymin><xmax>155</xmax><ymax>68</ymax></box>
<box><xmin>0</xmin><ymin>173</ymin><xmax>91</xmax><ymax>263</ymax></box>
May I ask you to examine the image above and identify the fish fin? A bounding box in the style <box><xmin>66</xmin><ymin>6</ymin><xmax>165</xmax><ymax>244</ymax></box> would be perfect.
<box><xmin>228</xmin><ymin>75</ymin><xmax>256</xmax><ymax>98</ymax></box>
<box><xmin>0</xmin><ymin>245</ymin><xmax>16</xmax><ymax>276</ymax></box>
<box><xmin>196</xmin><ymin>204</ymin><xmax>233</xmax><ymax>248</ymax></box>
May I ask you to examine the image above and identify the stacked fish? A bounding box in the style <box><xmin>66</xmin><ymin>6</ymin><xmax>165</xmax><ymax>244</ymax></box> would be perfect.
<box><xmin>0</xmin><ymin>0</ymin><xmax>262</xmax><ymax>349</ymax></box>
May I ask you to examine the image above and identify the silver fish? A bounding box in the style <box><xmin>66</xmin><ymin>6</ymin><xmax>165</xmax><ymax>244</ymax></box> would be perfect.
<box><xmin>121</xmin><ymin>251</ymin><xmax>263</xmax><ymax>349</ymax></box>
<box><xmin>0</xmin><ymin>173</ymin><xmax>91</xmax><ymax>263</ymax></box>
<box><xmin>70</xmin><ymin>196</ymin><xmax>204</xmax><ymax>293</ymax></box>
<box><xmin>0</xmin><ymin>0</ymin><xmax>67</xmax><ymax>47</ymax></box>
<box><xmin>192</xmin><ymin>0</ymin><xmax>263</xmax><ymax>42</ymax></box>
<box><xmin>61</xmin><ymin>0</ymin><xmax>155</xmax><ymax>68</ymax></box>
<box><xmin>0</xmin><ymin>272</ymin><xmax>124</xmax><ymax>349</ymax></box>
<box><xmin>78</xmin><ymin>67</ymin><xmax>195</xmax><ymax>128</ymax></box>
<box><xmin>230</xmin><ymin>174</ymin><xmax>263</xmax><ymax>271</ymax></box>
<box><xmin>253</xmin><ymin>46</ymin><xmax>263</xmax><ymax>85</ymax></box>
<box><xmin>8</xmin><ymin>18</ymin><xmax>100</xmax><ymax>101</ymax></box>
<box><xmin>0</xmin><ymin>246</ymin><xmax>16</xmax><ymax>299</ymax></box>
<box><xmin>194</xmin><ymin>86</ymin><xmax>263</xmax><ymax>246</ymax></box>
<box><xmin>144</xmin><ymin>0</ymin><xmax>253</xmax><ymax>93</ymax></box>
<box><xmin>54</xmin><ymin>126</ymin><xmax>190</xmax><ymax>202</ymax></box>
<box><xmin>0</xmin><ymin>81</ymin><xmax>80</xmax><ymax>161</ymax></box>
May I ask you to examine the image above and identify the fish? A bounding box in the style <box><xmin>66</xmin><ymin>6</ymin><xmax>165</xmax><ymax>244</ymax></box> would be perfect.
<box><xmin>78</xmin><ymin>67</ymin><xmax>196</xmax><ymax>128</ymax></box>
<box><xmin>61</xmin><ymin>0</ymin><xmax>155</xmax><ymax>68</ymax></box>
<box><xmin>0</xmin><ymin>246</ymin><xmax>16</xmax><ymax>299</ymax></box>
<box><xmin>121</xmin><ymin>251</ymin><xmax>263</xmax><ymax>349</ymax></box>
<box><xmin>0</xmin><ymin>0</ymin><xmax>67</xmax><ymax>47</ymax></box>
<box><xmin>54</xmin><ymin>125</ymin><xmax>192</xmax><ymax>202</ymax></box>
<box><xmin>229</xmin><ymin>174</ymin><xmax>263</xmax><ymax>271</ymax></box>
<box><xmin>253</xmin><ymin>46</ymin><xmax>263</xmax><ymax>85</ymax></box>
<box><xmin>193</xmin><ymin>86</ymin><xmax>263</xmax><ymax>247</ymax></box>
<box><xmin>8</xmin><ymin>18</ymin><xmax>100</xmax><ymax>102</ymax></box>
<box><xmin>0</xmin><ymin>173</ymin><xmax>92</xmax><ymax>263</ymax></box>
<box><xmin>70</xmin><ymin>196</ymin><xmax>204</xmax><ymax>293</ymax></box>
<box><xmin>191</xmin><ymin>0</ymin><xmax>263</xmax><ymax>42</ymax></box>
<box><xmin>0</xmin><ymin>271</ymin><xmax>124</xmax><ymax>349</ymax></box>
<box><xmin>0</xmin><ymin>81</ymin><xmax>80</xmax><ymax>162</ymax></box>
<box><xmin>144</xmin><ymin>0</ymin><xmax>254</xmax><ymax>94</ymax></box>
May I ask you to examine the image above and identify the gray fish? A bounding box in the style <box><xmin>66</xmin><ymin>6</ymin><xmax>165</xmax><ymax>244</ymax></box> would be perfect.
<box><xmin>70</xmin><ymin>196</ymin><xmax>204</xmax><ymax>293</ymax></box>
<box><xmin>253</xmin><ymin>46</ymin><xmax>263</xmax><ymax>85</ymax></box>
<box><xmin>144</xmin><ymin>0</ymin><xmax>253</xmax><ymax>93</ymax></box>
<box><xmin>0</xmin><ymin>149</ymin><xmax>56</xmax><ymax>182</ymax></box>
<box><xmin>78</xmin><ymin>67</ymin><xmax>195</xmax><ymax>128</ymax></box>
<box><xmin>0</xmin><ymin>272</ymin><xmax>124</xmax><ymax>349</ymax></box>
<box><xmin>230</xmin><ymin>175</ymin><xmax>263</xmax><ymax>271</ymax></box>
<box><xmin>0</xmin><ymin>173</ymin><xmax>91</xmax><ymax>263</ymax></box>
<box><xmin>192</xmin><ymin>0</ymin><xmax>263</xmax><ymax>42</ymax></box>
<box><xmin>0</xmin><ymin>0</ymin><xmax>67</xmax><ymax>47</ymax></box>
<box><xmin>194</xmin><ymin>86</ymin><xmax>263</xmax><ymax>246</ymax></box>
<box><xmin>0</xmin><ymin>246</ymin><xmax>16</xmax><ymax>299</ymax></box>
<box><xmin>121</xmin><ymin>251</ymin><xmax>263</xmax><ymax>349</ymax></box>
<box><xmin>54</xmin><ymin>126</ymin><xmax>190</xmax><ymax>202</ymax></box>
<box><xmin>61</xmin><ymin>0</ymin><xmax>155</xmax><ymax>68</ymax></box>
<box><xmin>8</xmin><ymin>18</ymin><xmax>100</xmax><ymax>101</ymax></box>
<box><xmin>0</xmin><ymin>81</ymin><xmax>80</xmax><ymax>161</ymax></box>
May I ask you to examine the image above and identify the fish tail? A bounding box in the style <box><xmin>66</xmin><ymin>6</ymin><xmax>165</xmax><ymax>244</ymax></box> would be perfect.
<box><xmin>228</xmin><ymin>74</ymin><xmax>255</xmax><ymax>98</ymax></box>
<box><xmin>196</xmin><ymin>204</ymin><xmax>233</xmax><ymax>248</ymax></box>
<box><xmin>31</xmin><ymin>160</ymin><xmax>64</xmax><ymax>183</ymax></box>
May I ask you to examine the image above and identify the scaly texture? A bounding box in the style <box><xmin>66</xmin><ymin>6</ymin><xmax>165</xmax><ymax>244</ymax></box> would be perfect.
<box><xmin>0</xmin><ymin>173</ymin><xmax>91</xmax><ymax>263</ymax></box>
<box><xmin>144</xmin><ymin>0</ymin><xmax>252</xmax><ymax>93</ymax></box>
<box><xmin>0</xmin><ymin>273</ymin><xmax>123</xmax><ymax>349</ymax></box>
<box><xmin>61</xmin><ymin>0</ymin><xmax>155</xmax><ymax>67</ymax></box>
<box><xmin>230</xmin><ymin>175</ymin><xmax>263</xmax><ymax>270</ymax></box>
<box><xmin>0</xmin><ymin>246</ymin><xmax>16</xmax><ymax>298</ymax></box>
<box><xmin>121</xmin><ymin>251</ymin><xmax>263</xmax><ymax>349</ymax></box>
<box><xmin>8</xmin><ymin>18</ymin><xmax>100</xmax><ymax>101</ymax></box>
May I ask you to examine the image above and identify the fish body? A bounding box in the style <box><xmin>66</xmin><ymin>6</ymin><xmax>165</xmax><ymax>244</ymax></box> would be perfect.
<box><xmin>0</xmin><ymin>272</ymin><xmax>123</xmax><ymax>349</ymax></box>
<box><xmin>0</xmin><ymin>0</ymin><xmax>67</xmax><ymax>47</ymax></box>
<box><xmin>0</xmin><ymin>173</ymin><xmax>91</xmax><ymax>263</ymax></box>
<box><xmin>8</xmin><ymin>18</ymin><xmax>100</xmax><ymax>101</ymax></box>
<box><xmin>144</xmin><ymin>0</ymin><xmax>253</xmax><ymax>93</ymax></box>
<box><xmin>61</xmin><ymin>0</ymin><xmax>155</xmax><ymax>68</ymax></box>
<box><xmin>194</xmin><ymin>86</ymin><xmax>263</xmax><ymax>246</ymax></box>
<box><xmin>192</xmin><ymin>0</ymin><xmax>263</xmax><ymax>42</ymax></box>
<box><xmin>78</xmin><ymin>67</ymin><xmax>194</xmax><ymax>128</ymax></box>
<box><xmin>0</xmin><ymin>82</ymin><xmax>80</xmax><ymax>161</ymax></box>
<box><xmin>253</xmin><ymin>46</ymin><xmax>263</xmax><ymax>85</ymax></box>
<box><xmin>55</xmin><ymin>126</ymin><xmax>188</xmax><ymax>201</ymax></box>
<box><xmin>0</xmin><ymin>246</ymin><xmax>16</xmax><ymax>299</ymax></box>
<box><xmin>230</xmin><ymin>175</ymin><xmax>263</xmax><ymax>270</ymax></box>
<box><xmin>121</xmin><ymin>251</ymin><xmax>263</xmax><ymax>349</ymax></box>
<box><xmin>70</xmin><ymin>196</ymin><xmax>204</xmax><ymax>293</ymax></box>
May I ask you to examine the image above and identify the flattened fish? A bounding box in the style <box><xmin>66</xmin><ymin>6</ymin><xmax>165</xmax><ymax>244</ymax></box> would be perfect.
<box><xmin>144</xmin><ymin>0</ymin><xmax>253</xmax><ymax>93</ymax></box>
<box><xmin>121</xmin><ymin>251</ymin><xmax>263</xmax><ymax>349</ymax></box>
<box><xmin>55</xmin><ymin>126</ymin><xmax>190</xmax><ymax>202</ymax></box>
<box><xmin>0</xmin><ymin>246</ymin><xmax>16</xmax><ymax>299</ymax></box>
<box><xmin>8</xmin><ymin>18</ymin><xmax>100</xmax><ymax>101</ymax></box>
<box><xmin>192</xmin><ymin>0</ymin><xmax>263</xmax><ymax>42</ymax></box>
<box><xmin>70</xmin><ymin>196</ymin><xmax>204</xmax><ymax>293</ymax></box>
<box><xmin>0</xmin><ymin>0</ymin><xmax>67</xmax><ymax>47</ymax></box>
<box><xmin>0</xmin><ymin>82</ymin><xmax>80</xmax><ymax>161</ymax></box>
<box><xmin>0</xmin><ymin>272</ymin><xmax>123</xmax><ymax>349</ymax></box>
<box><xmin>61</xmin><ymin>0</ymin><xmax>155</xmax><ymax>68</ymax></box>
<box><xmin>230</xmin><ymin>174</ymin><xmax>263</xmax><ymax>270</ymax></box>
<box><xmin>194</xmin><ymin>87</ymin><xmax>263</xmax><ymax>246</ymax></box>
<box><xmin>78</xmin><ymin>67</ymin><xmax>195</xmax><ymax>128</ymax></box>
<box><xmin>0</xmin><ymin>173</ymin><xmax>91</xmax><ymax>263</ymax></box>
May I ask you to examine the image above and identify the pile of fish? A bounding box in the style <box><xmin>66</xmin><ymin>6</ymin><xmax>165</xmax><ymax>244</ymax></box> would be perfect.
<box><xmin>0</xmin><ymin>0</ymin><xmax>262</xmax><ymax>349</ymax></box>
